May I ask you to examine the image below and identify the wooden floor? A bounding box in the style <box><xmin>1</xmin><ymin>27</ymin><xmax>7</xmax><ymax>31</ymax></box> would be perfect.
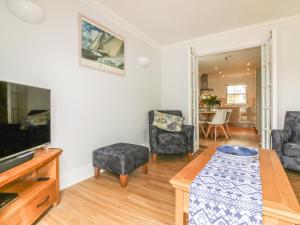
<box><xmin>38</xmin><ymin>127</ymin><xmax>300</xmax><ymax>225</ymax></box>
<box><xmin>199</xmin><ymin>126</ymin><xmax>261</xmax><ymax>149</ymax></box>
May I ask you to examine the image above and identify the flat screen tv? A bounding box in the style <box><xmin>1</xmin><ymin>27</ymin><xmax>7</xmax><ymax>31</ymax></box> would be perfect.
<box><xmin>0</xmin><ymin>81</ymin><xmax>50</xmax><ymax>162</ymax></box>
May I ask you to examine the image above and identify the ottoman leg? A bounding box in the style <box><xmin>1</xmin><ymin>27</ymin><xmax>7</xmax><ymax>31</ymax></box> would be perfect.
<box><xmin>120</xmin><ymin>174</ymin><xmax>128</xmax><ymax>188</ymax></box>
<box><xmin>143</xmin><ymin>163</ymin><xmax>148</xmax><ymax>174</ymax></box>
<box><xmin>94</xmin><ymin>167</ymin><xmax>100</xmax><ymax>178</ymax></box>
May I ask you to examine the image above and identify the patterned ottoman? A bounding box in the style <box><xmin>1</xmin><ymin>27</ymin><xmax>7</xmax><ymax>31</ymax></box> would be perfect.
<box><xmin>92</xmin><ymin>143</ymin><xmax>149</xmax><ymax>187</ymax></box>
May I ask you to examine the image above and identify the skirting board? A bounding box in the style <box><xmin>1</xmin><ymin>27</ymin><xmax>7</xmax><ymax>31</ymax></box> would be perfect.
<box><xmin>60</xmin><ymin>163</ymin><xmax>94</xmax><ymax>189</ymax></box>
<box><xmin>60</xmin><ymin>163</ymin><xmax>106</xmax><ymax>190</ymax></box>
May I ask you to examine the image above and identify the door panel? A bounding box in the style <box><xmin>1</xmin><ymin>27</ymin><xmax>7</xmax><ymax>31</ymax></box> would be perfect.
<box><xmin>190</xmin><ymin>48</ymin><xmax>199</xmax><ymax>152</ymax></box>
<box><xmin>261</xmin><ymin>31</ymin><xmax>275</xmax><ymax>149</ymax></box>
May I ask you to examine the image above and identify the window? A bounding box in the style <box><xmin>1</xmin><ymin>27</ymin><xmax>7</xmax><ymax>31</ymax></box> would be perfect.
<box><xmin>227</xmin><ymin>84</ymin><xmax>247</xmax><ymax>105</ymax></box>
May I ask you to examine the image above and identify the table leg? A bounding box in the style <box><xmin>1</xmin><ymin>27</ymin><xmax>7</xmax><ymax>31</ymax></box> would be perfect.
<box><xmin>175</xmin><ymin>189</ymin><xmax>185</xmax><ymax>225</ymax></box>
<box><xmin>184</xmin><ymin>212</ymin><xmax>188</xmax><ymax>225</ymax></box>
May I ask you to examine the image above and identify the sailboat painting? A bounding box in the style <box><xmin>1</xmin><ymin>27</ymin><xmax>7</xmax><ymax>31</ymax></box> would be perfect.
<box><xmin>79</xmin><ymin>15</ymin><xmax>125</xmax><ymax>75</ymax></box>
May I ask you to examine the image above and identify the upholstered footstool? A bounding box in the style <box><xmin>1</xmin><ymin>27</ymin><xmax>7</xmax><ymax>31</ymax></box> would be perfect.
<box><xmin>92</xmin><ymin>143</ymin><xmax>149</xmax><ymax>187</ymax></box>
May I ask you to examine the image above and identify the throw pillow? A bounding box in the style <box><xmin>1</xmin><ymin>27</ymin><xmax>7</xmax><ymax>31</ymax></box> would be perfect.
<box><xmin>152</xmin><ymin>111</ymin><xmax>183</xmax><ymax>132</ymax></box>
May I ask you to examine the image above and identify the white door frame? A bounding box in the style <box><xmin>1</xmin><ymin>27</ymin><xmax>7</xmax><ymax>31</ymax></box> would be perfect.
<box><xmin>190</xmin><ymin>48</ymin><xmax>200</xmax><ymax>152</ymax></box>
<box><xmin>189</xmin><ymin>29</ymin><xmax>278</xmax><ymax>148</ymax></box>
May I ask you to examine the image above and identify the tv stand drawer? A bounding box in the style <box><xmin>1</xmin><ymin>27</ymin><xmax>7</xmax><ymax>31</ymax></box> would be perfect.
<box><xmin>25</xmin><ymin>182</ymin><xmax>55</xmax><ymax>224</ymax></box>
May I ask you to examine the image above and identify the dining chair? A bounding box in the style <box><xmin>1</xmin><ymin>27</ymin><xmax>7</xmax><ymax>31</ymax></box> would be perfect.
<box><xmin>224</xmin><ymin>109</ymin><xmax>232</xmax><ymax>136</ymax></box>
<box><xmin>205</xmin><ymin>109</ymin><xmax>229</xmax><ymax>141</ymax></box>
<box><xmin>199</xmin><ymin>113</ymin><xmax>207</xmax><ymax>137</ymax></box>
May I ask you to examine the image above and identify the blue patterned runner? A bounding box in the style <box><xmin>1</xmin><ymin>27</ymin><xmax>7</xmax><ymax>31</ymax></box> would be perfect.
<box><xmin>189</xmin><ymin>151</ymin><xmax>262</xmax><ymax>225</ymax></box>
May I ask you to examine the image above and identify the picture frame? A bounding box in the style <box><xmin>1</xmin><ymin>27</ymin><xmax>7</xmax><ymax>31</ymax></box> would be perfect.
<box><xmin>79</xmin><ymin>14</ymin><xmax>125</xmax><ymax>75</ymax></box>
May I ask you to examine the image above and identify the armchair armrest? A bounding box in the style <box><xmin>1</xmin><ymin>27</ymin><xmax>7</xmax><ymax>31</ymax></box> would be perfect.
<box><xmin>271</xmin><ymin>129</ymin><xmax>292</xmax><ymax>157</ymax></box>
<box><xmin>182</xmin><ymin>125</ymin><xmax>194</xmax><ymax>153</ymax></box>
<box><xmin>149</xmin><ymin>125</ymin><xmax>159</xmax><ymax>153</ymax></box>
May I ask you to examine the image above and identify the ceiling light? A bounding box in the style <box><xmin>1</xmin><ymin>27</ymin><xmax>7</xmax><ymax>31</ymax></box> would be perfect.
<box><xmin>214</xmin><ymin>67</ymin><xmax>218</xmax><ymax>70</ymax></box>
<box><xmin>219</xmin><ymin>71</ymin><xmax>222</xmax><ymax>75</ymax></box>
<box><xmin>222</xmin><ymin>75</ymin><xmax>225</xmax><ymax>78</ymax></box>
<box><xmin>7</xmin><ymin>0</ymin><xmax>46</xmax><ymax>24</ymax></box>
<box><xmin>247</xmin><ymin>62</ymin><xmax>251</xmax><ymax>66</ymax></box>
<box><xmin>247</xmin><ymin>68</ymin><xmax>250</xmax><ymax>71</ymax></box>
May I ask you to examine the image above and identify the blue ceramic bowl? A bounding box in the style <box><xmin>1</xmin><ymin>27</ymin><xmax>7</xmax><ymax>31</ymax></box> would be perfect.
<box><xmin>216</xmin><ymin>145</ymin><xmax>258</xmax><ymax>162</ymax></box>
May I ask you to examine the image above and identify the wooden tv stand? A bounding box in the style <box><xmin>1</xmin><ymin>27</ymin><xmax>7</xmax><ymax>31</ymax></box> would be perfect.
<box><xmin>0</xmin><ymin>148</ymin><xmax>62</xmax><ymax>225</ymax></box>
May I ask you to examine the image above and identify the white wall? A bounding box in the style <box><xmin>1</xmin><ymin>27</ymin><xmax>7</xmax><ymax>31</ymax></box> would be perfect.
<box><xmin>207</xmin><ymin>73</ymin><xmax>256</xmax><ymax>106</ymax></box>
<box><xmin>0</xmin><ymin>0</ymin><xmax>161</xmax><ymax>189</ymax></box>
<box><xmin>161</xmin><ymin>47</ymin><xmax>190</xmax><ymax>118</ymax></box>
<box><xmin>161</xmin><ymin>16</ymin><xmax>300</xmax><ymax>129</ymax></box>
<box><xmin>276</xmin><ymin>21</ymin><xmax>300</xmax><ymax>128</ymax></box>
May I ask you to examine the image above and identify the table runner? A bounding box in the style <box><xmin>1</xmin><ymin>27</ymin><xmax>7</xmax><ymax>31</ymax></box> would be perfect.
<box><xmin>189</xmin><ymin>151</ymin><xmax>262</xmax><ymax>225</ymax></box>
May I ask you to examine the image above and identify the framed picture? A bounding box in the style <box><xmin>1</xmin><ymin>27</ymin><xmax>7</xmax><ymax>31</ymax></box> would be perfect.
<box><xmin>79</xmin><ymin>14</ymin><xmax>125</xmax><ymax>75</ymax></box>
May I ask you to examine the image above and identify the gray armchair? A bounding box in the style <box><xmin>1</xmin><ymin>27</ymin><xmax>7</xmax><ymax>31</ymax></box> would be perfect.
<box><xmin>271</xmin><ymin>111</ymin><xmax>300</xmax><ymax>171</ymax></box>
<box><xmin>148</xmin><ymin>110</ymin><xmax>194</xmax><ymax>162</ymax></box>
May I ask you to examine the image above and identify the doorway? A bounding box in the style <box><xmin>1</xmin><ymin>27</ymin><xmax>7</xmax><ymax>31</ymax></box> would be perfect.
<box><xmin>190</xmin><ymin>33</ymin><xmax>276</xmax><ymax>152</ymax></box>
<box><xmin>197</xmin><ymin>47</ymin><xmax>262</xmax><ymax>149</ymax></box>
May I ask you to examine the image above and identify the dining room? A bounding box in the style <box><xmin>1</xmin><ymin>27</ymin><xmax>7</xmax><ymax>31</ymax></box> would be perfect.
<box><xmin>197</xmin><ymin>47</ymin><xmax>262</xmax><ymax>148</ymax></box>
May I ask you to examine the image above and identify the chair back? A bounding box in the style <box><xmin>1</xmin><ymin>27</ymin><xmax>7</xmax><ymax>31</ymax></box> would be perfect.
<box><xmin>148</xmin><ymin>110</ymin><xmax>182</xmax><ymax>127</ymax></box>
<box><xmin>284</xmin><ymin>111</ymin><xmax>300</xmax><ymax>142</ymax></box>
<box><xmin>210</xmin><ymin>109</ymin><xmax>227</xmax><ymax>124</ymax></box>
<box><xmin>225</xmin><ymin>109</ymin><xmax>232</xmax><ymax>123</ymax></box>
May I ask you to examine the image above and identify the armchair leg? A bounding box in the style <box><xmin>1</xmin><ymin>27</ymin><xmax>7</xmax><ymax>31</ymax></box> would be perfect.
<box><xmin>152</xmin><ymin>153</ymin><xmax>158</xmax><ymax>162</ymax></box>
<box><xmin>187</xmin><ymin>153</ymin><xmax>193</xmax><ymax>162</ymax></box>
<box><xmin>94</xmin><ymin>167</ymin><xmax>100</xmax><ymax>178</ymax></box>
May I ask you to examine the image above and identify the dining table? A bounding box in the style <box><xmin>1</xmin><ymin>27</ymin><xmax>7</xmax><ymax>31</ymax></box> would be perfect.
<box><xmin>170</xmin><ymin>145</ymin><xmax>300</xmax><ymax>225</ymax></box>
<box><xmin>199</xmin><ymin>110</ymin><xmax>217</xmax><ymax>121</ymax></box>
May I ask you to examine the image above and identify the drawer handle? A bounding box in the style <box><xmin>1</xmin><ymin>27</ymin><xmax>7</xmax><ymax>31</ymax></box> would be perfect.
<box><xmin>37</xmin><ymin>196</ymin><xmax>49</xmax><ymax>208</ymax></box>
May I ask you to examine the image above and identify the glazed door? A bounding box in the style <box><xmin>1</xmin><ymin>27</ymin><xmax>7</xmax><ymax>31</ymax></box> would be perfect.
<box><xmin>261</xmin><ymin>30</ymin><xmax>277</xmax><ymax>149</ymax></box>
<box><xmin>190</xmin><ymin>48</ymin><xmax>200</xmax><ymax>152</ymax></box>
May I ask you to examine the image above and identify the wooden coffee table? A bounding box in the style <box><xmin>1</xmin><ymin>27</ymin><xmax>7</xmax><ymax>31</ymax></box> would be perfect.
<box><xmin>170</xmin><ymin>146</ymin><xmax>300</xmax><ymax>225</ymax></box>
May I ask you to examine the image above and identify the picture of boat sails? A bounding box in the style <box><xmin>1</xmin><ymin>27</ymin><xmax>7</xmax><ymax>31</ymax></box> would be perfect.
<box><xmin>80</xmin><ymin>15</ymin><xmax>125</xmax><ymax>75</ymax></box>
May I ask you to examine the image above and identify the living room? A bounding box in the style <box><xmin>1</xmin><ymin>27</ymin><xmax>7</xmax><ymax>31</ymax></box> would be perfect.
<box><xmin>0</xmin><ymin>0</ymin><xmax>300</xmax><ymax>225</ymax></box>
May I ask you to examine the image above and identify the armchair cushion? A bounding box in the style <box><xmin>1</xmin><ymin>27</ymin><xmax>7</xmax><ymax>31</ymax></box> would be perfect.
<box><xmin>272</xmin><ymin>111</ymin><xmax>300</xmax><ymax>171</ymax></box>
<box><xmin>157</xmin><ymin>144</ymin><xmax>187</xmax><ymax>154</ymax></box>
<box><xmin>152</xmin><ymin>111</ymin><xmax>183</xmax><ymax>132</ymax></box>
<box><xmin>284</xmin><ymin>111</ymin><xmax>300</xmax><ymax>142</ymax></box>
<box><xmin>149</xmin><ymin>125</ymin><xmax>159</xmax><ymax>152</ymax></box>
<box><xmin>182</xmin><ymin>125</ymin><xmax>194</xmax><ymax>152</ymax></box>
<box><xmin>284</xmin><ymin>142</ymin><xmax>300</xmax><ymax>157</ymax></box>
<box><xmin>148</xmin><ymin>110</ymin><xmax>194</xmax><ymax>155</ymax></box>
<box><xmin>158</xmin><ymin>132</ymin><xmax>186</xmax><ymax>145</ymax></box>
<box><xmin>271</xmin><ymin>129</ymin><xmax>293</xmax><ymax>158</ymax></box>
<box><xmin>271</xmin><ymin>129</ymin><xmax>292</xmax><ymax>143</ymax></box>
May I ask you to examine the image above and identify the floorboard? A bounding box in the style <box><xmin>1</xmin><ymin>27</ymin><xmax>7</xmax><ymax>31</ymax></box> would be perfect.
<box><xmin>37</xmin><ymin>127</ymin><xmax>300</xmax><ymax>225</ymax></box>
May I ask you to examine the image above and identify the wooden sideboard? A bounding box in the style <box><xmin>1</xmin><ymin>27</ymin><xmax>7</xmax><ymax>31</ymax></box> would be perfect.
<box><xmin>170</xmin><ymin>146</ymin><xmax>300</xmax><ymax>225</ymax></box>
<box><xmin>0</xmin><ymin>148</ymin><xmax>62</xmax><ymax>225</ymax></box>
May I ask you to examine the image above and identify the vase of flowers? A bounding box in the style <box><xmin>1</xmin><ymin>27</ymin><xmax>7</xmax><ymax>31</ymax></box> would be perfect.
<box><xmin>201</xmin><ymin>94</ymin><xmax>217</xmax><ymax>111</ymax></box>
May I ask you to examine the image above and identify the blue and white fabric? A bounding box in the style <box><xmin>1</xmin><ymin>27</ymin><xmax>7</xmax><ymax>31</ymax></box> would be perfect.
<box><xmin>189</xmin><ymin>152</ymin><xmax>262</xmax><ymax>225</ymax></box>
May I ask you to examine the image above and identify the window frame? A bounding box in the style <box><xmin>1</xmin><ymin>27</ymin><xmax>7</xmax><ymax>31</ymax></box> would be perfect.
<box><xmin>226</xmin><ymin>84</ymin><xmax>248</xmax><ymax>105</ymax></box>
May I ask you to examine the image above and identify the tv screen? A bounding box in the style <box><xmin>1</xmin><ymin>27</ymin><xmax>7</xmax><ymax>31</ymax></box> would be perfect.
<box><xmin>0</xmin><ymin>81</ymin><xmax>50</xmax><ymax>161</ymax></box>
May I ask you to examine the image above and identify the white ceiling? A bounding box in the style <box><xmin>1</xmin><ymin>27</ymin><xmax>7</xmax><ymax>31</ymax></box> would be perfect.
<box><xmin>96</xmin><ymin>0</ymin><xmax>300</xmax><ymax>45</ymax></box>
<box><xmin>198</xmin><ymin>47</ymin><xmax>261</xmax><ymax>77</ymax></box>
